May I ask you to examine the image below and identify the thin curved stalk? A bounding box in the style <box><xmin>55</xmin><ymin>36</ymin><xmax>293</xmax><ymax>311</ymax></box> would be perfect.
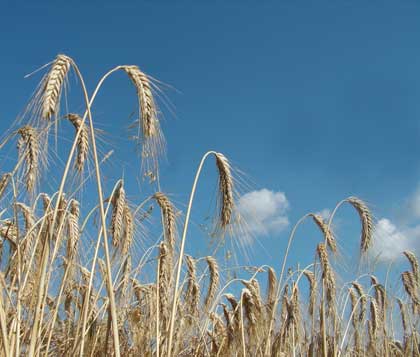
<box><xmin>70</xmin><ymin>64</ymin><xmax>122</xmax><ymax>357</ymax></box>
<box><xmin>166</xmin><ymin>150</ymin><xmax>216</xmax><ymax>357</ymax></box>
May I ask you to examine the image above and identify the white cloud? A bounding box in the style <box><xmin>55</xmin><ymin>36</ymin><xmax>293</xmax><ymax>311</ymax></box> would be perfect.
<box><xmin>237</xmin><ymin>189</ymin><xmax>289</xmax><ymax>237</ymax></box>
<box><xmin>370</xmin><ymin>218</ymin><xmax>411</xmax><ymax>262</ymax></box>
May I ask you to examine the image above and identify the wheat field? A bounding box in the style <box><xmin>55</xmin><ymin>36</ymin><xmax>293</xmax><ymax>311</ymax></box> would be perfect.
<box><xmin>0</xmin><ymin>54</ymin><xmax>417</xmax><ymax>356</ymax></box>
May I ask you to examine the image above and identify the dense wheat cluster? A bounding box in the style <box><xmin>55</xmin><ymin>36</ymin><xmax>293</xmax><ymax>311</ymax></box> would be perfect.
<box><xmin>0</xmin><ymin>54</ymin><xmax>418</xmax><ymax>356</ymax></box>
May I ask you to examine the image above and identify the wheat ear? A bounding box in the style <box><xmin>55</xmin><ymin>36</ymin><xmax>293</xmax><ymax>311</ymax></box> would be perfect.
<box><xmin>204</xmin><ymin>256</ymin><xmax>219</xmax><ymax>311</ymax></box>
<box><xmin>347</xmin><ymin>197</ymin><xmax>373</xmax><ymax>253</ymax></box>
<box><xmin>66</xmin><ymin>114</ymin><xmax>89</xmax><ymax>172</ymax></box>
<box><xmin>42</xmin><ymin>54</ymin><xmax>72</xmax><ymax>120</ymax></box>
<box><xmin>153</xmin><ymin>192</ymin><xmax>177</xmax><ymax>250</ymax></box>
<box><xmin>310</xmin><ymin>214</ymin><xmax>337</xmax><ymax>253</ymax></box>
<box><xmin>215</xmin><ymin>153</ymin><xmax>234</xmax><ymax>230</ymax></box>
<box><xmin>17</xmin><ymin>126</ymin><xmax>39</xmax><ymax>192</ymax></box>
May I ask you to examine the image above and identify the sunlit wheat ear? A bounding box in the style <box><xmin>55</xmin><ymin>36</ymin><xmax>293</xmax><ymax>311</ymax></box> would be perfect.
<box><xmin>214</xmin><ymin>153</ymin><xmax>234</xmax><ymax>230</ymax></box>
<box><xmin>397</xmin><ymin>298</ymin><xmax>408</xmax><ymax>336</ymax></box>
<box><xmin>123</xmin><ymin>65</ymin><xmax>164</xmax><ymax>172</ymax></box>
<box><xmin>401</xmin><ymin>270</ymin><xmax>420</xmax><ymax>313</ymax></box>
<box><xmin>42</xmin><ymin>54</ymin><xmax>72</xmax><ymax>120</ymax></box>
<box><xmin>204</xmin><ymin>256</ymin><xmax>219</xmax><ymax>311</ymax></box>
<box><xmin>310</xmin><ymin>214</ymin><xmax>337</xmax><ymax>253</ymax></box>
<box><xmin>303</xmin><ymin>270</ymin><xmax>316</xmax><ymax>316</ymax></box>
<box><xmin>185</xmin><ymin>255</ymin><xmax>200</xmax><ymax>318</ymax></box>
<box><xmin>317</xmin><ymin>243</ymin><xmax>336</xmax><ymax>310</ymax></box>
<box><xmin>403</xmin><ymin>251</ymin><xmax>420</xmax><ymax>285</ymax></box>
<box><xmin>0</xmin><ymin>173</ymin><xmax>10</xmax><ymax>200</ymax></box>
<box><xmin>120</xmin><ymin>255</ymin><xmax>132</xmax><ymax>300</ymax></box>
<box><xmin>153</xmin><ymin>192</ymin><xmax>177</xmax><ymax>250</ymax></box>
<box><xmin>347</xmin><ymin>197</ymin><xmax>373</xmax><ymax>253</ymax></box>
<box><xmin>66</xmin><ymin>199</ymin><xmax>80</xmax><ymax>260</ymax></box>
<box><xmin>66</xmin><ymin>113</ymin><xmax>89</xmax><ymax>173</ymax></box>
<box><xmin>241</xmin><ymin>279</ymin><xmax>263</xmax><ymax>316</ymax></box>
<box><xmin>242</xmin><ymin>288</ymin><xmax>257</xmax><ymax>326</ymax></box>
<box><xmin>266</xmin><ymin>267</ymin><xmax>277</xmax><ymax>314</ymax></box>
<box><xmin>121</xmin><ymin>204</ymin><xmax>134</xmax><ymax>256</ymax></box>
<box><xmin>123</xmin><ymin>65</ymin><xmax>159</xmax><ymax>139</ymax></box>
<box><xmin>16</xmin><ymin>202</ymin><xmax>36</xmax><ymax>259</ymax></box>
<box><xmin>110</xmin><ymin>181</ymin><xmax>126</xmax><ymax>249</ymax></box>
<box><xmin>158</xmin><ymin>242</ymin><xmax>170</xmax><ymax>325</ymax></box>
<box><xmin>0</xmin><ymin>220</ymin><xmax>18</xmax><ymax>247</ymax></box>
<box><xmin>17</xmin><ymin>125</ymin><xmax>40</xmax><ymax>192</ymax></box>
<box><xmin>352</xmin><ymin>282</ymin><xmax>367</xmax><ymax>322</ymax></box>
<box><xmin>370</xmin><ymin>299</ymin><xmax>380</xmax><ymax>336</ymax></box>
<box><xmin>349</xmin><ymin>289</ymin><xmax>359</xmax><ymax>335</ymax></box>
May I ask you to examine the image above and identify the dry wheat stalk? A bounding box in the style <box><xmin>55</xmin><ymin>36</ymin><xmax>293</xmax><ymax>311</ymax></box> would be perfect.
<box><xmin>42</xmin><ymin>54</ymin><xmax>72</xmax><ymax>120</ymax></box>
<box><xmin>347</xmin><ymin>197</ymin><xmax>373</xmax><ymax>253</ymax></box>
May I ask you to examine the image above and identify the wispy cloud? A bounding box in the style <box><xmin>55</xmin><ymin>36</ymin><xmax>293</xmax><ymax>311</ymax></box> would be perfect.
<box><xmin>370</xmin><ymin>218</ymin><xmax>412</xmax><ymax>262</ymax></box>
<box><xmin>237</xmin><ymin>189</ymin><xmax>289</xmax><ymax>237</ymax></box>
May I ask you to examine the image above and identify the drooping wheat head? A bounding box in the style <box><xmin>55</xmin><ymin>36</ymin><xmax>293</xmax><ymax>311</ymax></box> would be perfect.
<box><xmin>347</xmin><ymin>197</ymin><xmax>373</xmax><ymax>253</ymax></box>
<box><xmin>214</xmin><ymin>153</ymin><xmax>234</xmax><ymax>231</ymax></box>
<box><xmin>310</xmin><ymin>214</ymin><xmax>337</xmax><ymax>253</ymax></box>
<box><xmin>42</xmin><ymin>54</ymin><xmax>72</xmax><ymax>120</ymax></box>
<box><xmin>17</xmin><ymin>125</ymin><xmax>40</xmax><ymax>192</ymax></box>
<box><xmin>153</xmin><ymin>192</ymin><xmax>177</xmax><ymax>250</ymax></box>
<box><xmin>204</xmin><ymin>256</ymin><xmax>219</xmax><ymax>311</ymax></box>
<box><xmin>66</xmin><ymin>113</ymin><xmax>89</xmax><ymax>173</ymax></box>
<box><xmin>110</xmin><ymin>181</ymin><xmax>126</xmax><ymax>249</ymax></box>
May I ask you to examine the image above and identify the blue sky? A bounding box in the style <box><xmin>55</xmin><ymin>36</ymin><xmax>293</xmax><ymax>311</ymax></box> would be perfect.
<box><xmin>1</xmin><ymin>1</ymin><xmax>420</xmax><ymax>281</ymax></box>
